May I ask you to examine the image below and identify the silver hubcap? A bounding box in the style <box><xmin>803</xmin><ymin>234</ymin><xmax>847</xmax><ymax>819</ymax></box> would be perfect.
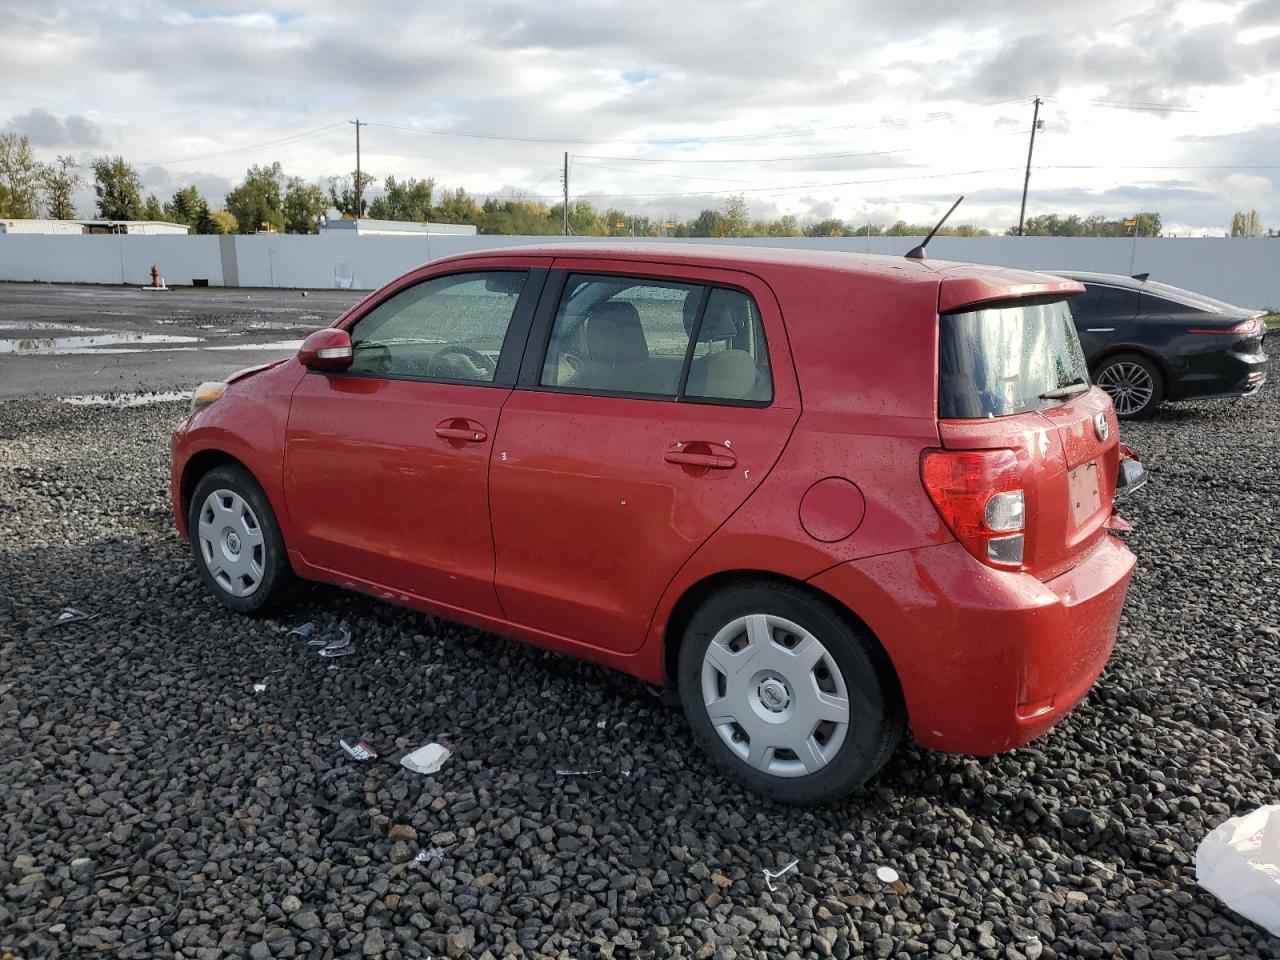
<box><xmin>700</xmin><ymin>614</ymin><xmax>851</xmax><ymax>778</ymax></box>
<box><xmin>197</xmin><ymin>489</ymin><xmax>266</xmax><ymax>597</ymax></box>
<box><xmin>1096</xmin><ymin>362</ymin><xmax>1154</xmax><ymax>416</ymax></box>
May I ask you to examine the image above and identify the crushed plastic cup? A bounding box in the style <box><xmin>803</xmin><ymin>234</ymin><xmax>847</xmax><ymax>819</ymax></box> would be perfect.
<box><xmin>401</xmin><ymin>742</ymin><xmax>451</xmax><ymax>775</ymax></box>
<box><xmin>287</xmin><ymin>621</ymin><xmax>317</xmax><ymax>640</ymax></box>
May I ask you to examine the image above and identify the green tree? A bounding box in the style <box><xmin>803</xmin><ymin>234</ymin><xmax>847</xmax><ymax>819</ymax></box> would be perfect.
<box><xmin>142</xmin><ymin>194</ymin><xmax>165</xmax><ymax>221</ymax></box>
<box><xmin>327</xmin><ymin>170</ymin><xmax>378</xmax><ymax>219</ymax></box>
<box><xmin>226</xmin><ymin>163</ymin><xmax>287</xmax><ymax>233</ymax></box>
<box><xmin>368</xmin><ymin>175</ymin><xmax>435</xmax><ymax>221</ymax></box>
<box><xmin>0</xmin><ymin>133</ymin><xmax>43</xmax><ymax>218</ymax></box>
<box><xmin>91</xmin><ymin>156</ymin><xmax>144</xmax><ymax>220</ymax></box>
<box><xmin>1133</xmin><ymin>211</ymin><xmax>1161</xmax><ymax>237</ymax></box>
<box><xmin>804</xmin><ymin>217</ymin><xmax>848</xmax><ymax>237</ymax></box>
<box><xmin>192</xmin><ymin>199</ymin><xmax>218</xmax><ymax>235</ymax></box>
<box><xmin>432</xmin><ymin>186</ymin><xmax>481</xmax><ymax>224</ymax></box>
<box><xmin>283</xmin><ymin>177</ymin><xmax>327</xmax><ymax>234</ymax></box>
<box><xmin>40</xmin><ymin>154</ymin><xmax>82</xmax><ymax>220</ymax></box>
<box><xmin>164</xmin><ymin>186</ymin><xmax>202</xmax><ymax>226</ymax></box>
<box><xmin>717</xmin><ymin>194</ymin><xmax>750</xmax><ymax>237</ymax></box>
<box><xmin>210</xmin><ymin>209</ymin><xmax>238</xmax><ymax>234</ymax></box>
<box><xmin>1230</xmin><ymin>209</ymin><xmax>1262</xmax><ymax>237</ymax></box>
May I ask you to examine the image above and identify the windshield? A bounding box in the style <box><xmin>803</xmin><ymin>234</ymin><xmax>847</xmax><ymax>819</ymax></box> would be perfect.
<box><xmin>939</xmin><ymin>299</ymin><xmax>1089</xmax><ymax>418</ymax></box>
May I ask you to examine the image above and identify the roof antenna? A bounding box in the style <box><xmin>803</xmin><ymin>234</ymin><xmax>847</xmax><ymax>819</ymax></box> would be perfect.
<box><xmin>1131</xmin><ymin>272</ymin><xmax>1150</xmax><ymax>282</ymax></box>
<box><xmin>905</xmin><ymin>195</ymin><xmax>964</xmax><ymax>260</ymax></box>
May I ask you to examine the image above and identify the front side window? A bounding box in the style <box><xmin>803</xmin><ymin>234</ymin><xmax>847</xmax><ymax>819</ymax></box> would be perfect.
<box><xmin>540</xmin><ymin>274</ymin><xmax>771</xmax><ymax>402</ymax></box>
<box><xmin>938</xmin><ymin>299</ymin><xmax>1089</xmax><ymax>418</ymax></box>
<box><xmin>346</xmin><ymin>271</ymin><xmax>526</xmax><ymax>381</ymax></box>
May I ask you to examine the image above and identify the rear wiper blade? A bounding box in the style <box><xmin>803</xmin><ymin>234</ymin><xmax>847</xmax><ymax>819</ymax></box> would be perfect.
<box><xmin>1039</xmin><ymin>379</ymin><xmax>1090</xmax><ymax>400</ymax></box>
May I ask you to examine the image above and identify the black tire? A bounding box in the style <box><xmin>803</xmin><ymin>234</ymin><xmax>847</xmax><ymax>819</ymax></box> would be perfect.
<box><xmin>677</xmin><ymin>580</ymin><xmax>903</xmax><ymax>805</ymax></box>
<box><xmin>188</xmin><ymin>464</ymin><xmax>296</xmax><ymax>615</ymax></box>
<box><xmin>1094</xmin><ymin>352</ymin><xmax>1164</xmax><ymax>419</ymax></box>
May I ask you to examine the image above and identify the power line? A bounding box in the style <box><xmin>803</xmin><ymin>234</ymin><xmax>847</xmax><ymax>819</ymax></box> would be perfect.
<box><xmin>135</xmin><ymin>122</ymin><xmax>347</xmax><ymax>167</ymax></box>
<box><xmin>507</xmin><ymin>166</ymin><xmax>1025</xmax><ymax>201</ymax></box>
<box><xmin>364</xmin><ymin>99</ymin><xmax>1034</xmax><ymax>148</ymax></box>
<box><xmin>572</xmin><ymin>147</ymin><xmax>910</xmax><ymax>165</ymax></box>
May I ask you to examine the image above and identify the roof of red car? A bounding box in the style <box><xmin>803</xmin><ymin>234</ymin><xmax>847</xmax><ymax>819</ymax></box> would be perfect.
<box><xmin>444</xmin><ymin>242</ymin><xmax>1084</xmax><ymax>312</ymax></box>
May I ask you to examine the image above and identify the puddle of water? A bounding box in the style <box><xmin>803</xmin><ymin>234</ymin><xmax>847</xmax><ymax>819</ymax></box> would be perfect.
<box><xmin>206</xmin><ymin>339</ymin><xmax>304</xmax><ymax>352</ymax></box>
<box><xmin>61</xmin><ymin>391</ymin><xmax>193</xmax><ymax>408</ymax></box>
<box><xmin>0</xmin><ymin>320</ymin><xmax>106</xmax><ymax>333</ymax></box>
<box><xmin>0</xmin><ymin>332</ymin><xmax>203</xmax><ymax>355</ymax></box>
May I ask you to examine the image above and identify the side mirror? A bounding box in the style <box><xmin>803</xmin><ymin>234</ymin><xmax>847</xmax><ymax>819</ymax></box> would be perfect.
<box><xmin>298</xmin><ymin>328</ymin><xmax>353</xmax><ymax>372</ymax></box>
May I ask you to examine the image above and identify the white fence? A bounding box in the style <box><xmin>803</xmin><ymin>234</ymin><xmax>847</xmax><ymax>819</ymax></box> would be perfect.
<box><xmin>1</xmin><ymin>232</ymin><xmax>1277</xmax><ymax>308</ymax></box>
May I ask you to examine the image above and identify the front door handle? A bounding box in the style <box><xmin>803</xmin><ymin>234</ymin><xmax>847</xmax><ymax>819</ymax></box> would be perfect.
<box><xmin>665</xmin><ymin>442</ymin><xmax>736</xmax><ymax>470</ymax></box>
<box><xmin>434</xmin><ymin>419</ymin><xmax>487</xmax><ymax>443</ymax></box>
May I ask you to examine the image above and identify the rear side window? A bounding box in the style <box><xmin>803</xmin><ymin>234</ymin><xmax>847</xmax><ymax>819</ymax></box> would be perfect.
<box><xmin>539</xmin><ymin>275</ymin><xmax>772</xmax><ymax>403</ymax></box>
<box><xmin>938</xmin><ymin>299</ymin><xmax>1088</xmax><ymax>418</ymax></box>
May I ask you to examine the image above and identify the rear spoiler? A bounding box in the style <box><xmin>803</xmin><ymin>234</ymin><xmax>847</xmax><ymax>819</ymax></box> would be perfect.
<box><xmin>938</xmin><ymin>273</ymin><xmax>1086</xmax><ymax>315</ymax></box>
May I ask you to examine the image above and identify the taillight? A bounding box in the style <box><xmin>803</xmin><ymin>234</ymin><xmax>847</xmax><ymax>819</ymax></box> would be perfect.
<box><xmin>1188</xmin><ymin>317</ymin><xmax>1263</xmax><ymax>337</ymax></box>
<box><xmin>921</xmin><ymin>449</ymin><xmax>1026</xmax><ymax>568</ymax></box>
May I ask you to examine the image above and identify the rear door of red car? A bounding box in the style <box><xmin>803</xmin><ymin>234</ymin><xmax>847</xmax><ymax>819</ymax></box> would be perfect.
<box><xmin>488</xmin><ymin>258</ymin><xmax>800</xmax><ymax>654</ymax></box>
<box><xmin>282</xmin><ymin>258</ymin><xmax>548</xmax><ymax>616</ymax></box>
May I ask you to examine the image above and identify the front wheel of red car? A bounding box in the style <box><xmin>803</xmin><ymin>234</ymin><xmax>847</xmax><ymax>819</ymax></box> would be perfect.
<box><xmin>188</xmin><ymin>465</ymin><xmax>296</xmax><ymax>615</ymax></box>
<box><xmin>677</xmin><ymin>581</ymin><xmax>903</xmax><ymax>805</ymax></box>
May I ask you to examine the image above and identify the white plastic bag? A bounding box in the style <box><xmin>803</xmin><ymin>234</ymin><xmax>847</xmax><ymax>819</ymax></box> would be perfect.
<box><xmin>1195</xmin><ymin>805</ymin><xmax>1280</xmax><ymax>935</ymax></box>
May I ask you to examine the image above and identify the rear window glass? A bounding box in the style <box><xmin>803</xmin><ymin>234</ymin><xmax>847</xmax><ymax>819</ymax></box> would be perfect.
<box><xmin>938</xmin><ymin>299</ymin><xmax>1089</xmax><ymax>418</ymax></box>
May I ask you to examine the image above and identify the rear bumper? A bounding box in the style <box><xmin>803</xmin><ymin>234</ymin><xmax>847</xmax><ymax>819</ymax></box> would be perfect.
<box><xmin>1168</xmin><ymin>346</ymin><xmax>1267</xmax><ymax>401</ymax></box>
<box><xmin>809</xmin><ymin>533</ymin><xmax>1135</xmax><ymax>755</ymax></box>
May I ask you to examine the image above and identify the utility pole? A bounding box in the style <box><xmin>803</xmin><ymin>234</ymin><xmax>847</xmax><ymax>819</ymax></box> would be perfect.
<box><xmin>1016</xmin><ymin>97</ymin><xmax>1043</xmax><ymax>237</ymax></box>
<box><xmin>561</xmin><ymin>151</ymin><xmax>569</xmax><ymax>236</ymax></box>
<box><xmin>350</xmin><ymin>118</ymin><xmax>367</xmax><ymax>221</ymax></box>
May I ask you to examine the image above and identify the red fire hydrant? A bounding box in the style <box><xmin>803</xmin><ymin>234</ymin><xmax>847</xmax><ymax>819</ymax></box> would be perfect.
<box><xmin>150</xmin><ymin>265</ymin><xmax>161</xmax><ymax>288</ymax></box>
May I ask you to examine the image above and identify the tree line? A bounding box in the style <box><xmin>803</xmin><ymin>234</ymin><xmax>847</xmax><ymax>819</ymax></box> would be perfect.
<box><xmin>0</xmin><ymin>132</ymin><xmax>1269</xmax><ymax>239</ymax></box>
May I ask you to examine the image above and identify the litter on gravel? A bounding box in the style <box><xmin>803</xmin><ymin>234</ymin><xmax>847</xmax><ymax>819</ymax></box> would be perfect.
<box><xmin>317</xmin><ymin>624</ymin><xmax>354</xmax><ymax>657</ymax></box>
<box><xmin>252</xmin><ymin>683</ymin><xmax>266</xmax><ymax>693</ymax></box>
<box><xmin>400</xmin><ymin>742</ymin><xmax>451</xmax><ymax>775</ymax></box>
<box><xmin>1196</xmin><ymin>805</ymin><xmax>1280</xmax><ymax>935</ymax></box>
<box><xmin>876</xmin><ymin>865</ymin><xmax>909</xmax><ymax>894</ymax></box>
<box><xmin>761</xmin><ymin>859</ymin><xmax>799</xmax><ymax>892</ymax></box>
<box><xmin>339</xmin><ymin>739</ymin><xmax>377</xmax><ymax>761</ymax></box>
<box><xmin>43</xmin><ymin>607</ymin><xmax>97</xmax><ymax>630</ymax></box>
<box><xmin>286</xmin><ymin>621</ymin><xmax>317</xmax><ymax>640</ymax></box>
<box><xmin>415</xmin><ymin>846</ymin><xmax>444</xmax><ymax>864</ymax></box>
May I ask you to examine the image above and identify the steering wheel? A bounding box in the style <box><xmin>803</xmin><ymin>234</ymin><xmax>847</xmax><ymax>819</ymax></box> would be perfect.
<box><xmin>426</xmin><ymin>344</ymin><xmax>497</xmax><ymax>380</ymax></box>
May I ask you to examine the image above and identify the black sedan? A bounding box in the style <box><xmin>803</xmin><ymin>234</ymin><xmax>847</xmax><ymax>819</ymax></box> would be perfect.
<box><xmin>1056</xmin><ymin>271</ymin><xmax>1269</xmax><ymax>418</ymax></box>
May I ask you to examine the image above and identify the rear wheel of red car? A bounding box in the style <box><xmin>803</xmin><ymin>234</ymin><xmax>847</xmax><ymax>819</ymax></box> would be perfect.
<box><xmin>189</xmin><ymin>465</ymin><xmax>295</xmax><ymax>615</ymax></box>
<box><xmin>677</xmin><ymin>581</ymin><xmax>903</xmax><ymax>804</ymax></box>
<box><xmin>1094</xmin><ymin>352</ymin><xmax>1164</xmax><ymax>419</ymax></box>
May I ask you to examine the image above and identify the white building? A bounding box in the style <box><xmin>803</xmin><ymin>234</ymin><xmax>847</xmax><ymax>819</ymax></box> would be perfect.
<box><xmin>0</xmin><ymin>218</ymin><xmax>85</xmax><ymax>235</ymax></box>
<box><xmin>79</xmin><ymin>220</ymin><xmax>191</xmax><ymax>235</ymax></box>
<box><xmin>319</xmin><ymin>217</ymin><xmax>477</xmax><ymax>237</ymax></box>
<box><xmin>0</xmin><ymin>218</ymin><xmax>191</xmax><ymax>235</ymax></box>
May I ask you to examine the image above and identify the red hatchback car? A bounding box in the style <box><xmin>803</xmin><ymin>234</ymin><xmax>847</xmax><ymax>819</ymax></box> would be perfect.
<box><xmin>172</xmin><ymin>244</ymin><xmax>1138</xmax><ymax>803</ymax></box>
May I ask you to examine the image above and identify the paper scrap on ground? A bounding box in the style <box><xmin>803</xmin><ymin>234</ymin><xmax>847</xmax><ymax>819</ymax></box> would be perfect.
<box><xmin>401</xmin><ymin>742</ymin><xmax>451</xmax><ymax>774</ymax></box>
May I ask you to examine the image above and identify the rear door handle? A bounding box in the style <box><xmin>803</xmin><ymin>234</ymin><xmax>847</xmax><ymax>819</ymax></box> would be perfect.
<box><xmin>665</xmin><ymin>443</ymin><xmax>736</xmax><ymax>470</ymax></box>
<box><xmin>434</xmin><ymin>419</ymin><xmax>487</xmax><ymax>443</ymax></box>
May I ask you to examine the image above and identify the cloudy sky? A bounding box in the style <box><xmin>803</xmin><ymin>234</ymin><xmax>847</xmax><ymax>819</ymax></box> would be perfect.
<box><xmin>3</xmin><ymin>0</ymin><xmax>1279</xmax><ymax>234</ymax></box>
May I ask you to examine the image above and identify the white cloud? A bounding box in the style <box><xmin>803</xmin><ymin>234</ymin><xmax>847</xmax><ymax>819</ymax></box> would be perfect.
<box><xmin>0</xmin><ymin>0</ymin><xmax>1276</xmax><ymax>231</ymax></box>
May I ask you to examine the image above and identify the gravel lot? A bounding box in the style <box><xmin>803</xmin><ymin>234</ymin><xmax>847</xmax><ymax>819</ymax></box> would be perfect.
<box><xmin>2</xmin><ymin>351</ymin><xmax>1278</xmax><ymax>959</ymax></box>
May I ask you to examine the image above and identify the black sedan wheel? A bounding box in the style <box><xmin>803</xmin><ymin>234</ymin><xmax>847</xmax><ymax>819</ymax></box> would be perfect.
<box><xmin>1095</xmin><ymin>353</ymin><xmax>1164</xmax><ymax>419</ymax></box>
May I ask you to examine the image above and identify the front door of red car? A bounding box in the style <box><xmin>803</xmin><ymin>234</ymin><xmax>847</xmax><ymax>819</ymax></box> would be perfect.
<box><xmin>283</xmin><ymin>263</ymin><xmax>547</xmax><ymax>617</ymax></box>
<box><xmin>489</xmin><ymin>262</ymin><xmax>800</xmax><ymax>654</ymax></box>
